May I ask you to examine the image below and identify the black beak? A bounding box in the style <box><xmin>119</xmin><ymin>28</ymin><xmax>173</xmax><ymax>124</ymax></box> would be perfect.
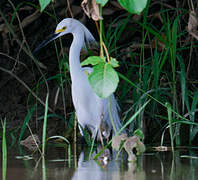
<box><xmin>33</xmin><ymin>33</ymin><xmax>60</xmax><ymax>54</ymax></box>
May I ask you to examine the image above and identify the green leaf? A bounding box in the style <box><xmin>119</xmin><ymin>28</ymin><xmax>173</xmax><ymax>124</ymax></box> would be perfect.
<box><xmin>42</xmin><ymin>94</ymin><xmax>49</xmax><ymax>155</ymax></box>
<box><xmin>39</xmin><ymin>0</ymin><xmax>51</xmax><ymax>12</ymax></box>
<box><xmin>165</xmin><ymin>102</ymin><xmax>174</xmax><ymax>150</ymax></box>
<box><xmin>118</xmin><ymin>0</ymin><xmax>148</xmax><ymax>14</ymax></box>
<box><xmin>133</xmin><ymin>129</ymin><xmax>144</xmax><ymax>140</ymax></box>
<box><xmin>88</xmin><ymin>62</ymin><xmax>119</xmax><ymax>98</ymax></box>
<box><xmin>96</xmin><ymin>0</ymin><xmax>109</xmax><ymax>7</ymax></box>
<box><xmin>81</xmin><ymin>56</ymin><xmax>104</xmax><ymax>66</ymax></box>
<box><xmin>118</xmin><ymin>100</ymin><xmax>151</xmax><ymax>134</ymax></box>
<box><xmin>47</xmin><ymin>135</ymin><xmax>70</xmax><ymax>144</ymax></box>
<box><xmin>177</xmin><ymin>55</ymin><xmax>186</xmax><ymax>113</ymax></box>
<box><xmin>2</xmin><ymin>119</ymin><xmax>7</xmax><ymax>180</ymax></box>
<box><xmin>110</xmin><ymin>57</ymin><xmax>119</xmax><ymax>67</ymax></box>
<box><xmin>19</xmin><ymin>105</ymin><xmax>36</xmax><ymax>142</ymax></box>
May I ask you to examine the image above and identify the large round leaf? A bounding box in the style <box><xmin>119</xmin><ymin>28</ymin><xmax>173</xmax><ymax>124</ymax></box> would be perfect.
<box><xmin>118</xmin><ymin>0</ymin><xmax>148</xmax><ymax>14</ymax></box>
<box><xmin>88</xmin><ymin>62</ymin><xmax>119</xmax><ymax>98</ymax></box>
<box><xmin>81</xmin><ymin>56</ymin><xmax>104</xmax><ymax>66</ymax></box>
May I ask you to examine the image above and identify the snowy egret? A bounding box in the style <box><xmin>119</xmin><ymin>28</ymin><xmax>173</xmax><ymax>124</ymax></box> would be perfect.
<box><xmin>34</xmin><ymin>18</ymin><xmax>123</xmax><ymax>140</ymax></box>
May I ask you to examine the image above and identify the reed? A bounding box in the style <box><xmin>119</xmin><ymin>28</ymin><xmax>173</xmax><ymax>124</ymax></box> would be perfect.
<box><xmin>2</xmin><ymin>119</ymin><xmax>7</xmax><ymax>180</ymax></box>
<box><xmin>42</xmin><ymin>94</ymin><xmax>49</xmax><ymax>155</ymax></box>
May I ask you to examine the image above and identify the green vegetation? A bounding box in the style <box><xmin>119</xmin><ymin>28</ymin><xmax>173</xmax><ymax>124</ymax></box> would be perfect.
<box><xmin>0</xmin><ymin>0</ymin><xmax>198</xmax><ymax>156</ymax></box>
<box><xmin>2</xmin><ymin>119</ymin><xmax>7</xmax><ymax>180</ymax></box>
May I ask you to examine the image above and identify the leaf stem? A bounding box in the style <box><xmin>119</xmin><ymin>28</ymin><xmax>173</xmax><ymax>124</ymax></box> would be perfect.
<box><xmin>102</xmin><ymin>42</ymin><xmax>110</xmax><ymax>62</ymax></box>
<box><xmin>99</xmin><ymin>5</ymin><xmax>104</xmax><ymax>57</ymax></box>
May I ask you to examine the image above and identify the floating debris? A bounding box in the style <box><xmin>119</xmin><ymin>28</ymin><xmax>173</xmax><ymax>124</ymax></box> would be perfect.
<box><xmin>20</xmin><ymin>134</ymin><xmax>40</xmax><ymax>151</ymax></box>
<box><xmin>112</xmin><ymin>134</ymin><xmax>145</xmax><ymax>162</ymax></box>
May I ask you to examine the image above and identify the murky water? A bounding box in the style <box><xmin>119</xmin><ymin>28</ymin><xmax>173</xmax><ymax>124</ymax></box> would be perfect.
<box><xmin>1</xmin><ymin>145</ymin><xmax>198</xmax><ymax>180</ymax></box>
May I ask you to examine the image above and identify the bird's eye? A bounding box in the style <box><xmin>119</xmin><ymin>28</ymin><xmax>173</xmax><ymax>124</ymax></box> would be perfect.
<box><xmin>62</xmin><ymin>26</ymin><xmax>66</xmax><ymax>30</ymax></box>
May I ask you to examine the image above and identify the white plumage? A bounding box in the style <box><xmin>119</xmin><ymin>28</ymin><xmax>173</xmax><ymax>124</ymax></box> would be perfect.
<box><xmin>34</xmin><ymin>18</ymin><xmax>123</xmax><ymax>139</ymax></box>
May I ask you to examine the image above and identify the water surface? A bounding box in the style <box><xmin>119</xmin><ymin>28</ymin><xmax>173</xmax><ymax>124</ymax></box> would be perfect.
<box><xmin>1</xmin><ymin>145</ymin><xmax>198</xmax><ymax>180</ymax></box>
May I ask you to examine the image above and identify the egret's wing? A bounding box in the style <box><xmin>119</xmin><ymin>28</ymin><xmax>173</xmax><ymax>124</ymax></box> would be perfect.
<box><xmin>80</xmin><ymin>22</ymin><xmax>99</xmax><ymax>51</ymax></box>
<box><xmin>82</xmin><ymin>66</ymin><xmax>124</xmax><ymax>136</ymax></box>
<box><xmin>82</xmin><ymin>24</ymin><xmax>97</xmax><ymax>47</ymax></box>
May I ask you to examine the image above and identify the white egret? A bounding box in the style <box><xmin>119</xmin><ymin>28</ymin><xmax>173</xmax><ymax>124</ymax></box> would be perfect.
<box><xmin>34</xmin><ymin>18</ymin><xmax>124</xmax><ymax>140</ymax></box>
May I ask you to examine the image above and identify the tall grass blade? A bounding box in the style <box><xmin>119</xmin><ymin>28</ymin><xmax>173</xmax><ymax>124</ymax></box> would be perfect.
<box><xmin>68</xmin><ymin>144</ymin><xmax>71</xmax><ymax>168</ymax></box>
<box><xmin>137</xmin><ymin>21</ymin><xmax>168</xmax><ymax>45</ymax></box>
<box><xmin>42</xmin><ymin>94</ymin><xmax>49</xmax><ymax>155</ymax></box>
<box><xmin>118</xmin><ymin>100</ymin><xmax>151</xmax><ymax>134</ymax></box>
<box><xmin>166</xmin><ymin>102</ymin><xmax>174</xmax><ymax>152</ymax></box>
<box><xmin>171</xmin><ymin>17</ymin><xmax>178</xmax><ymax>63</ymax></box>
<box><xmin>89</xmin><ymin>133</ymin><xmax>97</xmax><ymax>160</ymax></box>
<box><xmin>2</xmin><ymin>119</ymin><xmax>7</xmax><ymax>180</ymax></box>
<box><xmin>177</xmin><ymin>55</ymin><xmax>187</xmax><ymax>113</ymax></box>
<box><xmin>19</xmin><ymin>104</ymin><xmax>36</xmax><ymax>142</ymax></box>
<box><xmin>42</xmin><ymin>157</ymin><xmax>46</xmax><ymax>180</ymax></box>
<box><xmin>153</xmin><ymin>49</ymin><xmax>159</xmax><ymax>91</ymax></box>
<box><xmin>189</xmin><ymin>90</ymin><xmax>198</xmax><ymax>144</ymax></box>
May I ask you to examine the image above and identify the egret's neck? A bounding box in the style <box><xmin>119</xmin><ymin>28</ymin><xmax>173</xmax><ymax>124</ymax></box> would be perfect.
<box><xmin>69</xmin><ymin>30</ymin><xmax>84</xmax><ymax>82</ymax></box>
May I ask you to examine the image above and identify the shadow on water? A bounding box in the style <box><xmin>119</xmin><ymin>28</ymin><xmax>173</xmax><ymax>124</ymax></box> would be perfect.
<box><xmin>1</xmin><ymin>144</ymin><xmax>198</xmax><ymax>180</ymax></box>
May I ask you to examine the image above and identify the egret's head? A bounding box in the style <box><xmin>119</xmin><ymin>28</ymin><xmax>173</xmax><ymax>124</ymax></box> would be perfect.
<box><xmin>33</xmin><ymin>18</ymin><xmax>96</xmax><ymax>53</ymax></box>
<box><xmin>33</xmin><ymin>18</ymin><xmax>76</xmax><ymax>53</ymax></box>
<box><xmin>55</xmin><ymin>18</ymin><xmax>75</xmax><ymax>36</ymax></box>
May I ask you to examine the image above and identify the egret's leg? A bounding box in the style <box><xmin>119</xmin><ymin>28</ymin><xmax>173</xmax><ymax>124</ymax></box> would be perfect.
<box><xmin>78</xmin><ymin>124</ymin><xmax>87</xmax><ymax>146</ymax></box>
<box><xmin>90</xmin><ymin>126</ymin><xmax>98</xmax><ymax>139</ymax></box>
<box><xmin>98</xmin><ymin>113</ymin><xmax>105</xmax><ymax>147</ymax></box>
<box><xmin>98</xmin><ymin>126</ymin><xmax>104</xmax><ymax>148</ymax></box>
<box><xmin>80</xmin><ymin>136</ymin><xmax>86</xmax><ymax>147</ymax></box>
